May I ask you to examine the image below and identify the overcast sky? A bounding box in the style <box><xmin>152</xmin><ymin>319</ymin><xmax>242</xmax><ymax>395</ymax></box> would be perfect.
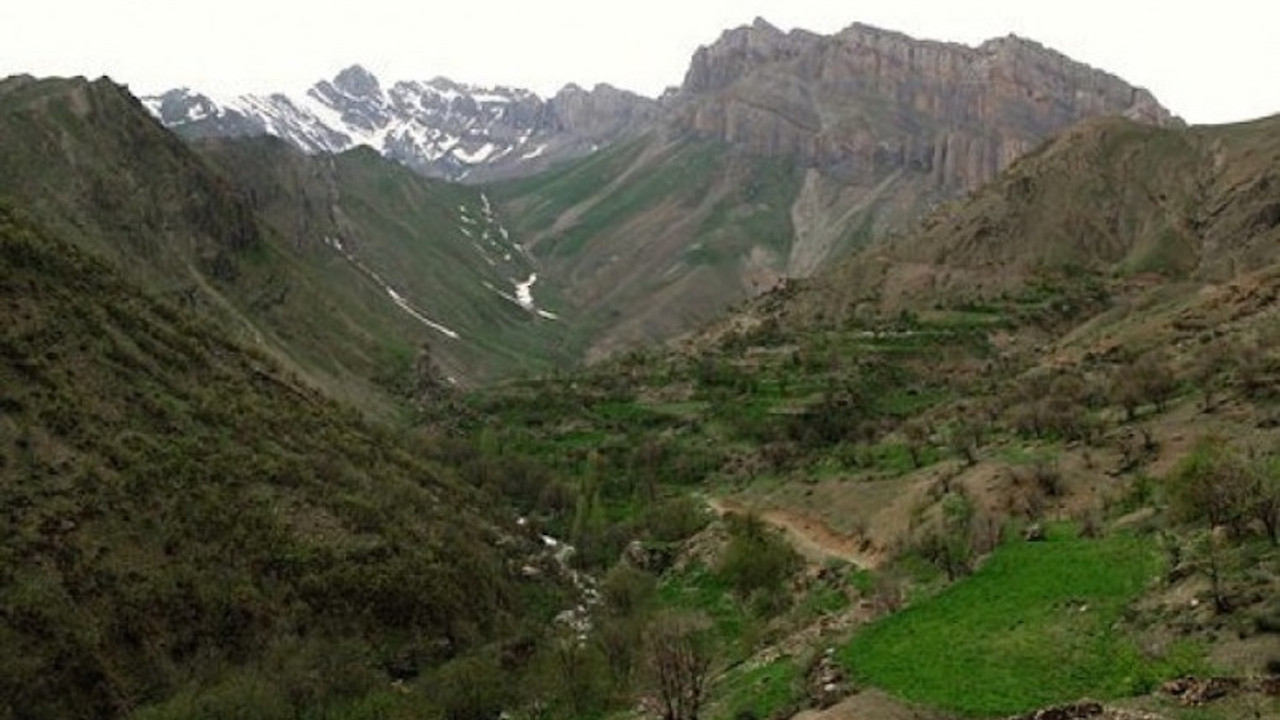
<box><xmin>0</xmin><ymin>1</ymin><xmax>1274</xmax><ymax>125</ymax></box>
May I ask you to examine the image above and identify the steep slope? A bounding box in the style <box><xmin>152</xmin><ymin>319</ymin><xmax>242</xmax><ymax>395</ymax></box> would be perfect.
<box><xmin>0</xmin><ymin>74</ymin><xmax>570</xmax><ymax>412</ymax></box>
<box><xmin>190</xmin><ymin>136</ymin><xmax>577</xmax><ymax>384</ymax></box>
<box><xmin>144</xmin><ymin>65</ymin><xmax>660</xmax><ymax>182</ymax></box>
<box><xmin>787</xmin><ymin>113</ymin><xmax>1280</xmax><ymax>321</ymax></box>
<box><xmin>491</xmin><ymin>19</ymin><xmax>1175</xmax><ymax>361</ymax></box>
<box><xmin>0</xmin><ymin>203</ymin><xmax>568</xmax><ymax>719</ymax></box>
<box><xmin>492</xmin><ymin>133</ymin><xmax>803</xmax><ymax>361</ymax></box>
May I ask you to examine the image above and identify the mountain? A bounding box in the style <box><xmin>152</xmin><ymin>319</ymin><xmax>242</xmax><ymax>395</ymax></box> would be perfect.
<box><xmin>491</xmin><ymin>19</ymin><xmax>1176</xmax><ymax>361</ymax></box>
<box><xmin>143</xmin><ymin>65</ymin><xmax>660</xmax><ymax>182</ymax></box>
<box><xmin>674</xmin><ymin>18</ymin><xmax>1175</xmax><ymax>185</ymax></box>
<box><xmin>781</xmin><ymin>112</ymin><xmax>1280</xmax><ymax>323</ymax></box>
<box><xmin>0</xmin><ymin>74</ymin><xmax>574</xmax><ymax>414</ymax></box>
<box><xmin>0</xmin><ymin>201</ymin><xmax>572</xmax><ymax>719</ymax></box>
<box><xmin>469</xmin><ymin>108</ymin><xmax>1280</xmax><ymax>720</ymax></box>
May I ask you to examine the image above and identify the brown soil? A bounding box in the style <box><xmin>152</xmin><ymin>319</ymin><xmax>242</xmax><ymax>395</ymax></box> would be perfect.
<box><xmin>706</xmin><ymin>495</ymin><xmax>880</xmax><ymax>568</ymax></box>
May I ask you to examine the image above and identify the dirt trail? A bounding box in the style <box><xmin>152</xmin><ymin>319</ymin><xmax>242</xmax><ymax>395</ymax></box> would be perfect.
<box><xmin>705</xmin><ymin>496</ymin><xmax>879</xmax><ymax>569</ymax></box>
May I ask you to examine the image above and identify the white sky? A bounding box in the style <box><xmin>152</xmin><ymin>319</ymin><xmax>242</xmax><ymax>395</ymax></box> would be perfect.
<box><xmin>0</xmin><ymin>1</ymin><xmax>1274</xmax><ymax>125</ymax></box>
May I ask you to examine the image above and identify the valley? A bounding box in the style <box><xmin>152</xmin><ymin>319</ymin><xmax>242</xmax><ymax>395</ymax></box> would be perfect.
<box><xmin>2</xmin><ymin>13</ymin><xmax>1279</xmax><ymax>720</ymax></box>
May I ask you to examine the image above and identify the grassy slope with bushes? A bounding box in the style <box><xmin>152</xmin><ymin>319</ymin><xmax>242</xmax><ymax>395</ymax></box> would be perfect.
<box><xmin>0</xmin><ymin>203</ymin><xmax>568</xmax><ymax>720</ymax></box>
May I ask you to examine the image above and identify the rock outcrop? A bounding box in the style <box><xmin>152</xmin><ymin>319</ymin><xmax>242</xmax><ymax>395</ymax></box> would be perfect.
<box><xmin>672</xmin><ymin>19</ymin><xmax>1177</xmax><ymax>192</ymax></box>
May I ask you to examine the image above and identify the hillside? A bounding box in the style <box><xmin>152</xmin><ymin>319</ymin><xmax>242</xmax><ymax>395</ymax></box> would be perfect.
<box><xmin>468</xmin><ymin>112</ymin><xmax>1280</xmax><ymax>719</ymax></box>
<box><xmin>781</xmin><ymin>113</ymin><xmax>1280</xmax><ymax>321</ymax></box>
<box><xmin>488</xmin><ymin>19</ymin><xmax>1176</xmax><ymax>362</ymax></box>
<box><xmin>0</xmin><ymin>202</ymin><xmax>572</xmax><ymax>719</ymax></box>
<box><xmin>0</xmin><ymin>74</ymin><xmax>573</xmax><ymax>413</ymax></box>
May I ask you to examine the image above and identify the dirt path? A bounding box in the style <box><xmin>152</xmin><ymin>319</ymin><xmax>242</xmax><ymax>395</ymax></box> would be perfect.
<box><xmin>705</xmin><ymin>496</ymin><xmax>879</xmax><ymax>569</ymax></box>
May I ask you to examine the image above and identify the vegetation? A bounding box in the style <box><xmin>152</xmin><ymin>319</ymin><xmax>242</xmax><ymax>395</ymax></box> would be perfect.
<box><xmin>7</xmin><ymin>75</ymin><xmax>1280</xmax><ymax>720</ymax></box>
<box><xmin>844</xmin><ymin>527</ymin><xmax>1202</xmax><ymax>716</ymax></box>
<box><xmin>0</xmin><ymin>204</ymin><xmax>569</xmax><ymax>719</ymax></box>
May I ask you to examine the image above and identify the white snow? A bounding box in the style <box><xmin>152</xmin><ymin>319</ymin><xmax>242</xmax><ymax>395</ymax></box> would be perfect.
<box><xmin>471</xmin><ymin>92</ymin><xmax>512</xmax><ymax>104</ymax></box>
<box><xmin>510</xmin><ymin>273</ymin><xmax>558</xmax><ymax>320</ymax></box>
<box><xmin>520</xmin><ymin>143</ymin><xmax>549</xmax><ymax>160</ymax></box>
<box><xmin>385</xmin><ymin>288</ymin><xmax>460</xmax><ymax>339</ymax></box>
<box><xmin>185</xmin><ymin>103</ymin><xmax>212</xmax><ymax>123</ymax></box>
<box><xmin>454</xmin><ymin>142</ymin><xmax>496</xmax><ymax>164</ymax></box>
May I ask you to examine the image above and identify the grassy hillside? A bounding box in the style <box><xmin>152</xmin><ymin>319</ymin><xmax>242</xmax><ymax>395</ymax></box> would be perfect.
<box><xmin>195</xmin><ymin>137</ymin><xmax>577</xmax><ymax>388</ymax></box>
<box><xmin>0</xmin><ymin>203</ymin><xmax>569</xmax><ymax>719</ymax></box>
<box><xmin>0</xmin><ymin>75</ymin><xmax>574</xmax><ymax>420</ymax></box>
<box><xmin>788</xmin><ymin>114</ymin><xmax>1280</xmax><ymax>321</ymax></box>
<box><xmin>844</xmin><ymin>526</ymin><xmax>1200</xmax><ymax>716</ymax></box>
<box><xmin>466</xmin><ymin>113</ymin><xmax>1280</xmax><ymax>720</ymax></box>
<box><xmin>491</xmin><ymin>135</ymin><xmax>810</xmax><ymax>361</ymax></box>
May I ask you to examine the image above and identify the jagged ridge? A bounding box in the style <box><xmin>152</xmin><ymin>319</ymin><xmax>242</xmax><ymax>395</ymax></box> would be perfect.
<box><xmin>143</xmin><ymin>65</ymin><xmax>660</xmax><ymax>182</ymax></box>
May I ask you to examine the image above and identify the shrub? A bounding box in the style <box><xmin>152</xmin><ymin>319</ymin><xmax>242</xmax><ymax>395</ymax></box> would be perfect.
<box><xmin>718</xmin><ymin>514</ymin><xmax>802</xmax><ymax>613</ymax></box>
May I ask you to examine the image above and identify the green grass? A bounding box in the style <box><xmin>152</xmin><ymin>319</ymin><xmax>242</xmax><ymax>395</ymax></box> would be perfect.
<box><xmin>713</xmin><ymin>658</ymin><xmax>802</xmax><ymax>720</ymax></box>
<box><xmin>842</xmin><ymin>527</ymin><xmax>1205</xmax><ymax>716</ymax></box>
<box><xmin>659</xmin><ymin>565</ymin><xmax>754</xmax><ymax>658</ymax></box>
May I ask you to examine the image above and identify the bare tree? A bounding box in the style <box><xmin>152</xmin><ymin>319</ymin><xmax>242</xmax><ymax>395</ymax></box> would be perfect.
<box><xmin>646</xmin><ymin>612</ymin><xmax>714</xmax><ymax>720</ymax></box>
<box><xmin>902</xmin><ymin>420</ymin><xmax>930</xmax><ymax>468</ymax></box>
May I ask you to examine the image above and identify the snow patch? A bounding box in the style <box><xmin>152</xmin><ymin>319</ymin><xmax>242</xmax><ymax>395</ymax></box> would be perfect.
<box><xmin>520</xmin><ymin>143</ymin><xmax>548</xmax><ymax>160</ymax></box>
<box><xmin>454</xmin><ymin>142</ymin><xmax>496</xmax><ymax>164</ymax></box>
<box><xmin>386</xmin><ymin>288</ymin><xmax>460</xmax><ymax>339</ymax></box>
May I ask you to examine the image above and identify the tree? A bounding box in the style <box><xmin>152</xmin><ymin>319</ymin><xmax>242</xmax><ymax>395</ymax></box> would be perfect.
<box><xmin>902</xmin><ymin>420</ymin><xmax>930</xmax><ymax>468</ymax></box>
<box><xmin>1110</xmin><ymin>352</ymin><xmax>1177</xmax><ymax>421</ymax></box>
<box><xmin>717</xmin><ymin>513</ymin><xmax>801</xmax><ymax>613</ymax></box>
<box><xmin>1166</xmin><ymin>438</ymin><xmax>1253</xmax><ymax>537</ymax></box>
<box><xmin>947</xmin><ymin>416</ymin><xmax>984</xmax><ymax>466</ymax></box>
<box><xmin>645</xmin><ymin>612</ymin><xmax>714</xmax><ymax>720</ymax></box>
<box><xmin>1251</xmin><ymin>454</ymin><xmax>1280</xmax><ymax>546</ymax></box>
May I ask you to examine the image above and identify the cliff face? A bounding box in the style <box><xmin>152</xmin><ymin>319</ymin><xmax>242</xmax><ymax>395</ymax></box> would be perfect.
<box><xmin>674</xmin><ymin>19</ymin><xmax>1176</xmax><ymax>191</ymax></box>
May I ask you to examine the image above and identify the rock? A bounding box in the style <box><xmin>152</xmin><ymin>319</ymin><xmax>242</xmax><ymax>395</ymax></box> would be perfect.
<box><xmin>1001</xmin><ymin>700</ymin><xmax>1103</xmax><ymax>719</ymax></box>
<box><xmin>623</xmin><ymin>540</ymin><xmax>674</xmax><ymax>572</ymax></box>
<box><xmin>1161</xmin><ymin>676</ymin><xmax>1244</xmax><ymax>705</ymax></box>
<box><xmin>805</xmin><ymin>647</ymin><xmax>852</xmax><ymax>708</ymax></box>
<box><xmin>671</xmin><ymin>22</ymin><xmax>1176</xmax><ymax>192</ymax></box>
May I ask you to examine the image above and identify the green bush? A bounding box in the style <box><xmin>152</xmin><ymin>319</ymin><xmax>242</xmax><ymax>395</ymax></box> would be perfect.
<box><xmin>718</xmin><ymin>514</ymin><xmax>802</xmax><ymax>614</ymax></box>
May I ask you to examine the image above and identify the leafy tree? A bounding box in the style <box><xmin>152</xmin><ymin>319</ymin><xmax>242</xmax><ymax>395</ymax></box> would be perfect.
<box><xmin>1166</xmin><ymin>438</ymin><xmax>1253</xmax><ymax>537</ymax></box>
<box><xmin>717</xmin><ymin>513</ymin><xmax>802</xmax><ymax>612</ymax></box>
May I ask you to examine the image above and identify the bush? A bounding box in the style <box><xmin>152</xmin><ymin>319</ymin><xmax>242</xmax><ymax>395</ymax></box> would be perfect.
<box><xmin>718</xmin><ymin>514</ymin><xmax>802</xmax><ymax>613</ymax></box>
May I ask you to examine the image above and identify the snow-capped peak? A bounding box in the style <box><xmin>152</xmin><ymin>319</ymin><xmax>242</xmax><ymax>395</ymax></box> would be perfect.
<box><xmin>141</xmin><ymin>66</ymin><xmax>660</xmax><ymax>183</ymax></box>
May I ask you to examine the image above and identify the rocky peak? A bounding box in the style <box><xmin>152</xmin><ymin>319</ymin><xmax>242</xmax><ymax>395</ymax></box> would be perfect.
<box><xmin>331</xmin><ymin>64</ymin><xmax>382</xmax><ymax>99</ymax></box>
<box><xmin>143</xmin><ymin>67</ymin><xmax>659</xmax><ymax>183</ymax></box>
<box><xmin>682</xmin><ymin>17</ymin><xmax>814</xmax><ymax>94</ymax></box>
<box><xmin>550</xmin><ymin>83</ymin><xmax>660</xmax><ymax>136</ymax></box>
<box><xmin>673</xmin><ymin>20</ymin><xmax>1178</xmax><ymax>190</ymax></box>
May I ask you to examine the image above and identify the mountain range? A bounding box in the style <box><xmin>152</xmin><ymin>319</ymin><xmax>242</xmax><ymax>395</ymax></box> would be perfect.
<box><xmin>121</xmin><ymin>18</ymin><xmax>1182</xmax><ymax>379</ymax></box>
<box><xmin>144</xmin><ymin>65</ymin><xmax>661</xmax><ymax>182</ymax></box>
<box><xmin>5</xmin><ymin>14</ymin><xmax>1280</xmax><ymax>720</ymax></box>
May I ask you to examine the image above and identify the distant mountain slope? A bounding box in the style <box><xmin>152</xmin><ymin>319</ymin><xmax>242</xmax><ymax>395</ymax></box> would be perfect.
<box><xmin>785</xmin><ymin>112</ymin><xmax>1280</xmax><ymax>321</ymax></box>
<box><xmin>143</xmin><ymin>65</ymin><xmax>660</xmax><ymax>182</ymax></box>
<box><xmin>0</xmin><ymin>74</ymin><xmax>572</xmax><ymax>412</ymax></box>
<box><xmin>490</xmin><ymin>19</ymin><xmax>1176</xmax><ymax>361</ymax></box>
<box><xmin>0</xmin><ymin>202</ymin><xmax>566</xmax><ymax>719</ymax></box>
